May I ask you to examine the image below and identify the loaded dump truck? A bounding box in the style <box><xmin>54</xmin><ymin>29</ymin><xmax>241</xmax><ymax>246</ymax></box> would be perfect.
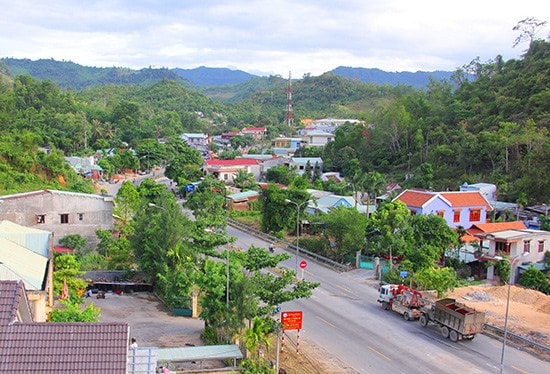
<box><xmin>377</xmin><ymin>284</ymin><xmax>428</xmax><ymax>321</ymax></box>
<box><xmin>419</xmin><ymin>297</ymin><xmax>485</xmax><ymax>341</ymax></box>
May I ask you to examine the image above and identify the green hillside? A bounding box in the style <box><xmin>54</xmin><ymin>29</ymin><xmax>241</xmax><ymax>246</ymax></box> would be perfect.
<box><xmin>0</xmin><ymin>40</ymin><xmax>548</xmax><ymax>203</ymax></box>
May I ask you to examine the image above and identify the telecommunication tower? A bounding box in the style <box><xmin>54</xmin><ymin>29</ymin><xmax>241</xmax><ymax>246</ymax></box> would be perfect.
<box><xmin>284</xmin><ymin>71</ymin><xmax>294</xmax><ymax>127</ymax></box>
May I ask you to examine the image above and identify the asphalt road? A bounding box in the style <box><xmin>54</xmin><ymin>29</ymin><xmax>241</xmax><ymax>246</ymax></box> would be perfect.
<box><xmin>228</xmin><ymin>225</ymin><xmax>550</xmax><ymax>374</ymax></box>
<box><xmin>98</xmin><ymin>176</ymin><xmax>549</xmax><ymax>373</ymax></box>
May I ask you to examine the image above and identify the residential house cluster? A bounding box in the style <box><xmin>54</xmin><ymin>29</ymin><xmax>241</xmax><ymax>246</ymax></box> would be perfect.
<box><xmin>393</xmin><ymin>188</ymin><xmax>549</xmax><ymax>283</ymax></box>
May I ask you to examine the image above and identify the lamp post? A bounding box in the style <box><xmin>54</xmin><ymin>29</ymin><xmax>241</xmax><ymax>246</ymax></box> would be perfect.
<box><xmin>285</xmin><ymin>199</ymin><xmax>310</xmax><ymax>274</ymax></box>
<box><xmin>494</xmin><ymin>252</ymin><xmax>529</xmax><ymax>374</ymax></box>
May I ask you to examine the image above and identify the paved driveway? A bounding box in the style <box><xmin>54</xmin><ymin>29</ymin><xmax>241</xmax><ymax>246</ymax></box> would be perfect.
<box><xmin>88</xmin><ymin>291</ymin><xmax>204</xmax><ymax>349</ymax></box>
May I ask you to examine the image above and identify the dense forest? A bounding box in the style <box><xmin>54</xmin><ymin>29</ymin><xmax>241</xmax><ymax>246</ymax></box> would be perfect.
<box><xmin>0</xmin><ymin>39</ymin><xmax>548</xmax><ymax>203</ymax></box>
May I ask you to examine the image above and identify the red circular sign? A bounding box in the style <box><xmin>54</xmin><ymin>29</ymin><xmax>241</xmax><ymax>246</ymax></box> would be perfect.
<box><xmin>299</xmin><ymin>260</ymin><xmax>307</xmax><ymax>269</ymax></box>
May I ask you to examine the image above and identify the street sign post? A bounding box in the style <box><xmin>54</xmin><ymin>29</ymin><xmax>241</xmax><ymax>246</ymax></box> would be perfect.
<box><xmin>299</xmin><ymin>260</ymin><xmax>307</xmax><ymax>279</ymax></box>
<box><xmin>281</xmin><ymin>311</ymin><xmax>303</xmax><ymax>330</ymax></box>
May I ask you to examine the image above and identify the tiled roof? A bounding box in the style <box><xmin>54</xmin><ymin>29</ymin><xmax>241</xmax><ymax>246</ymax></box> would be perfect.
<box><xmin>0</xmin><ymin>322</ymin><xmax>129</xmax><ymax>373</ymax></box>
<box><xmin>395</xmin><ymin>190</ymin><xmax>492</xmax><ymax>210</ymax></box>
<box><xmin>206</xmin><ymin>159</ymin><xmax>258</xmax><ymax>166</ymax></box>
<box><xmin>394</xmin><ymin>190</ymin><xmax>435</xmax><ymax>207</ymax></box>
<box><xmin>439</xmin><ymin>191</ymin><xmax>491</xmax><ymax>209</ymax></box>
<box><xmin>468</xmin><ymin>221</ymin><xmax>526</xmax><ymax>236</ymax></box>
<box><xmin>0</xmin><ymin>280</ymin><xmax>24</xmax><ymax>325</ymax></box>
<box><xmin>0</xmin><ymin>280</ymin><xmax>129</xmax><ymax>373</ymax></box>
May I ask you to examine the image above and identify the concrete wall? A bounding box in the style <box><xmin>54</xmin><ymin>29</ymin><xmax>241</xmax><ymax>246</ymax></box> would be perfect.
<box><xmin>0</xmin><ymin>190</ymin><xmax>114</xmax><ymax>247</ymax></box>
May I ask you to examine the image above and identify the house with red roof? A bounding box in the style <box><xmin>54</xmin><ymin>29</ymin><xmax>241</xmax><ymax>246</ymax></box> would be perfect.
<box><xmin>462</xmin><ymin>222</ymin><xmax>549</xmax><ymax>283</ymax></box>
<box><xmin>204</xmin><ymin>158</ymin><xmax>261</xmax><ymax>184</ymax></box>
<box><xmin>393</xmin><ymin>189</ymin><xmax>492</xmax><ymax>229</ymax></box>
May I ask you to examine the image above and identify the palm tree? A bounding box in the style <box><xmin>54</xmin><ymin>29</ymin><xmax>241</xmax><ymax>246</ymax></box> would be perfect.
<box><xmin>233</xmin><ymin>170</ymin><xmax>258</xmax><ymax>191</ymax></box>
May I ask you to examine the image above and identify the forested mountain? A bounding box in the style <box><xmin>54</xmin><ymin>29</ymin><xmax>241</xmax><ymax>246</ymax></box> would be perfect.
<box><xmin>0</xmin><ymin>40</ymin><xmax>548</xmax><ymax>203</ymax></box>
<box><xmin>1</xmin><ymin>57</ymin><xmax>456</xmax><ymax>93</ymax></box>
<box><xmin>330</xmin><ymin>66</ymin><xmax>455</xmax><ymax>89</ymax></box>
<box><xmin>1</xmin><ymin>58</ymin><xmax>191</xmax><ymax>90</ymax></box>
<box><xmin>172</xmin><ymin>66</ymin><xmax>255</xmax><ymax>86</ymax></box>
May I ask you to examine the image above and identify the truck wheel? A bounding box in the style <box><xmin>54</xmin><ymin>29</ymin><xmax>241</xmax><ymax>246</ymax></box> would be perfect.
<box><xmin>403</xmin><ymin>312</ymin><xmax>410</xmax><ymax>321</ymax></box>
<box><xmin>449</xmin><ymin>330</ymin><xmax>459</xmax><ymax>342</ymax></box>
<box><xmin>383</xmin><ymin>302</ymin><xmax>390</xmax><ymax>310</ymax></box>
<box><xmin>441</xmin><ymin>326</ymin><xmax>450</xmax><ymax>339</ymax></box>
<box><xmin>419</xmin><ymin>315</ymin><xmax>428</xmax><ymax>327</ymax></box>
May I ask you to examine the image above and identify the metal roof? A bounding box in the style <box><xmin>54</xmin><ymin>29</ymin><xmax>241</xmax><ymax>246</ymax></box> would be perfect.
<box><xmin>0</xmin><ymin>220</ymin><xmax>51</xmax><ymax>257</ymax></box>
<box><xmin>156</xmin><ymin>344</ymin><xmax>243</xmax><ymax>362</ymax></box>
<box><xmin>0</xmin><ymin>238</ymin><xmax>48</xmax><ymax>290</ymax></box>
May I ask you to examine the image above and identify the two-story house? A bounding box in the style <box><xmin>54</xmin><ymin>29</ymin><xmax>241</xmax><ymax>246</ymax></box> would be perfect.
<box><xmin>203</xmin><ymin>159</ymin><xmax>261</xmax><ymax>184</ymax></box>
<box><xmin>241</xmin><ymin>126</ymin><xmax>267</xmax><ymax>140</ymax></box>
<box><xmin>0</xmin><ymin>190</ymin><xmax>114</xmax><ymax>247</ymax></box>
<box><xmin>467</xmin><ymin>222</ymin><xmax>549</xmax><ymax>283</ymax></box>
<box><xmin>299</xmin><ymin>129</ymin><xmax>335</xmax><ymax>147</ymax></box>
<box><xmin>287</xmin><ymin>157</ymin><xmax>323</xmax><ymax>177</ymax></box>
<box><xmin>393</xmin><ymin>189</ymin><xmax>492</xmax><ymax>229</ymax></box>
<box><xmin>180</xmin><ymin>133</ymin><xmax>209</xmax><ymax>152</ymax></box>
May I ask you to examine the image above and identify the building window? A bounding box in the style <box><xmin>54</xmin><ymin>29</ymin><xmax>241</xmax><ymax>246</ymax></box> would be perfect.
<box><xmin>78</xmin><ymin>213</ymin><xmax>84</xmax><ymax>221</ymax></box>
<box><xmin>469</xmin><ymin>209</ymin><xmax>481</xmax><ymax>222</ymax></box>
<box><xmin>36</xmin><ymin>215</ymin><xmax>46</xmax><ymax>224</ymax></box>
<box><xmin>539</xmin><ymin>241</ymin><xmax>545</xmax><ymax>253</ymax></box>
<box><xmin>409</xmin><ymin>209</ymin><xmax>416</xmax><ymax>216</ymax></box>
<box><xmin>60</xmin><ymin>214</ymin><xmax>69</xmax><ymax>224</ymax></box>
<box><xmin>453</xmin><ymin>210</ymin><xmax>461</xmax><ymax>223</ymax></box>
<box><xmin>495</xmin><ymin>241</ymin><xmax>508</xmax><ymax>254</ymax></box>
<box><xmin>523</xmin><ymin>240</ymin><xmax>531</xmax><ymax>253</ymax></box>
<box><xmin>437</xmin><ymin>210</ymin><xmax>445</xmax><ymax>218</ymax></box>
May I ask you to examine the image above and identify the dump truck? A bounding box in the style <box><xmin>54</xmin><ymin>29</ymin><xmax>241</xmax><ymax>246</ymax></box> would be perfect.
<box><xmin>419</xmin><ymin>297</ymin><xmax>485</xmax><ymax>341</ymax></box>
<box><xmin>377</xmin><ymin>284</ymin><xmax>428</xmax><ymax>321</ymax></box>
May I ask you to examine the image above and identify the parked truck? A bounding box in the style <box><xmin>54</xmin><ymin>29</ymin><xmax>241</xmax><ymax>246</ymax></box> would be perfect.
<box><xmin>377</xmin><ymin>284</ymin><xmax>428</xmax><ymax>321</ymax></box>
<box><xmin>419</xmin><ymin>297</ymin><xmax>485</xmax><ymax>342</ymax></box>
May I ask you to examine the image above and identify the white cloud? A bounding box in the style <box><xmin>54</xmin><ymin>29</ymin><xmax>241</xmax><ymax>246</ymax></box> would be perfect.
<box><xmin>0</xmin><ymin>0</ymin><xmax>548</xmax><ymax>77</ymax></box>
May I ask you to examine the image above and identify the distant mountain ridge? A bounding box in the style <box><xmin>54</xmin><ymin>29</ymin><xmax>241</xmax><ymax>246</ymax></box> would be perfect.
<box><xmin>330</xmin><ymin>66</ymin><xmax>455</xmax><ymax>88</ymax></box>
<box><xmin>1</xmin><ymin>58</ymin><xmax>455</xmax><ymax>90</ymax></box>
<box><xmin>172</xmin><ymin>66</ymin><xmax>256</xmax><ymax>86</ymax></box>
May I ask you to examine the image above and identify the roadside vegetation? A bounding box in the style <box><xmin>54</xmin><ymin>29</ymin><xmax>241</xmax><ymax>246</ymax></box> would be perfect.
<box><xmin>2</xmin><ymin>21</ymin><xmax>549</xmax><ymax>371</ymax></box>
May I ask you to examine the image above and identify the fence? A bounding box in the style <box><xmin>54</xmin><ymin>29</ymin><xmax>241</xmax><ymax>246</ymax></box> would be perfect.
<box><xmin>227</xmin><ymin>219</ymin><xmax>353</xmax><ymax>272</ymax></box>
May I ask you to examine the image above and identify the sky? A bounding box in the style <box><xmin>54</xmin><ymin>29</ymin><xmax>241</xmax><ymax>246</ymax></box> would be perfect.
<box><xmin>1</xmin><ymin>1</ymin><xmax>549</xmax><ymax>78</ymax></box>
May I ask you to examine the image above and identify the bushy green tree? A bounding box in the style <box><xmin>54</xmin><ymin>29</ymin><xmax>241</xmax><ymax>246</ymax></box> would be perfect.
<box><xmin>413</xmin><ymin>266</ymin><xmax>458</xmax><ymax>297</ymax></box>
<box><xmin>518</xmin><ymin>266</ymin><xmax>549</xmax><ymax>294</ymax></box>
<box><xmin>407</xmin><ymin>214</ymin><xmax>458</xmax><ymax>271</ymax></box>
<box><xmin>365</xmin><ymin>200</ymin><xmax>413</xmax><ymax>269</ymax></box>
<box><xmin>58</xmin><ymin>234</ymin><xmax>88</xmax><ymax>254</ymax></box>
<box><xmin>49</xmin><ymin>298</ymin><xmax>101</xmax><ymax>322</ymax></box>
<box><xmin>319</xmin><ymin>206</ymin><xmax>368</xmax><ymax>262</ymax></box>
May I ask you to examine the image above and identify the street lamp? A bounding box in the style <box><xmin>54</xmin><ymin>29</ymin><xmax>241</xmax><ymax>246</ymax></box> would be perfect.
<box><xmin>494</xmin><ymin>252</ymin><xmax>529</xmax><ymax>374</ymax></box>
<box><xmin>285</xmin><ymin>199</ymin><xmax>310</xmax><ymax>274</ymax></box>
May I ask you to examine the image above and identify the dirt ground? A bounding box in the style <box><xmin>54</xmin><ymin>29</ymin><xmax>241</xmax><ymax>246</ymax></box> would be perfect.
<box><xmin>447</xmin><ymin>284</ymin><xmax>550</xmax><ymax>347</ymax></box>
<box><xmin>89</xmin><ymin>283</ymin><xmax>549</xmax><ymax>373</ymax></box>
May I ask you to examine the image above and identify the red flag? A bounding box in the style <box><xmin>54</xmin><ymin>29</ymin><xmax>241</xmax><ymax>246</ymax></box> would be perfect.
<box><xmin>60</xmin><ymin>277</ymin><xmax>68</xmax><ymax>300</ymax></box>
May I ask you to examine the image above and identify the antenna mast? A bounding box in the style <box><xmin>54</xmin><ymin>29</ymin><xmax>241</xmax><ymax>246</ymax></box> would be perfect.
<box><xmin>284</xmin><ymin>71</ymin><xmax>294</xmax><ymax>127</ymax></box>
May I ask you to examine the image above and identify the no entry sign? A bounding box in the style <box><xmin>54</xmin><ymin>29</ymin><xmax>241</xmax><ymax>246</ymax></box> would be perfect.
<box><xmin>299</xmin><ymin>260</ymin><xmax>307</xmax><ymax>269</ymax></box>
<box><xmin>281</xmin><ymin>311</ymin><xmax>303</xmax><ymax>330</ymax></box>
